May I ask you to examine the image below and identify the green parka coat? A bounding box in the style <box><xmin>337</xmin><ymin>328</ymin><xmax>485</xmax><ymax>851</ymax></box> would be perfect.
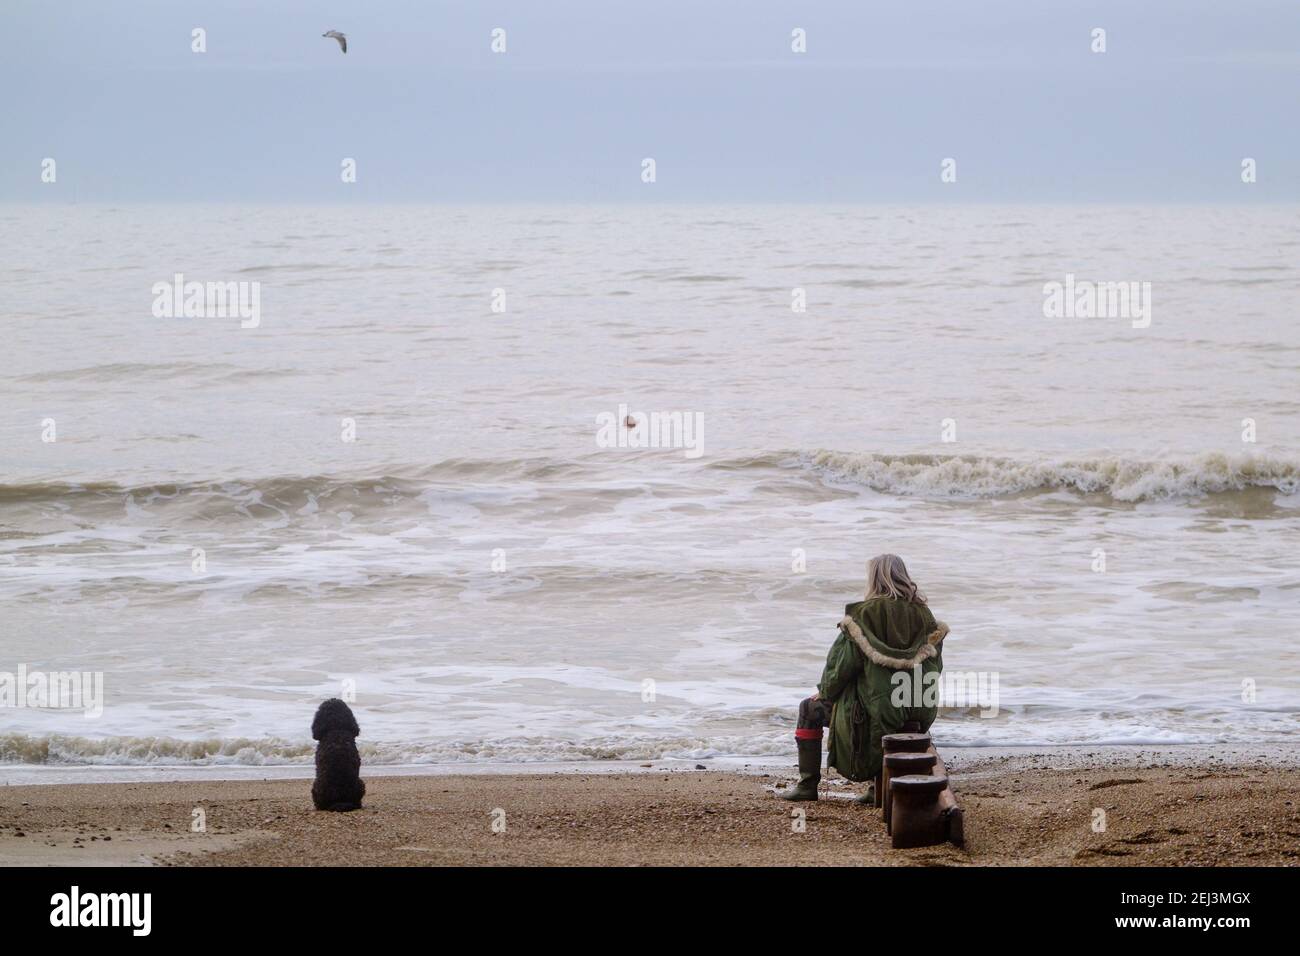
<box><xmin>816</xmin><ymin>596</ymin><xmax>948</xmax><ymax>782</ymax></box>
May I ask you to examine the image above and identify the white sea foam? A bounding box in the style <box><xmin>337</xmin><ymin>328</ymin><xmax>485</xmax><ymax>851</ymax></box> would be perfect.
<box><xmin>801</xmin><ymin>451</ymin><xmax>1300</xmax><ymax>501</ymax></box>
<box><xmin>4</xmin><ymin>698</ymin><xmax>1297</xmax><ymax>774</ymax></box>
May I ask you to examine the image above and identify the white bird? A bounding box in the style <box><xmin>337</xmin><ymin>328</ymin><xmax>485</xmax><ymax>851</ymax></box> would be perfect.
<box><xmin>322</xmin><ymin>30</ymin><xmax>347</xmax><ymax>54</ymax></box>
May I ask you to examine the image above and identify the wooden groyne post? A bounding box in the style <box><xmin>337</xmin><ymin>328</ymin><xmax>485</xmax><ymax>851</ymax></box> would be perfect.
<box><xmin>880</xmin><ymin>731</ymin><xmax>964</xmax><ymax>849</ymax></box>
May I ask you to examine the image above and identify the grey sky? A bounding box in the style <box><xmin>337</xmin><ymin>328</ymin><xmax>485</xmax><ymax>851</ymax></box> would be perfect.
<box><xmin>3</xmin><ymin>0</ymin><xmax>1298</xmax><ymax>202</ymax></box>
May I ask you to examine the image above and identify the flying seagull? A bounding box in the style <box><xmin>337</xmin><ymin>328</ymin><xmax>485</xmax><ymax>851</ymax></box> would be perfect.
<box><xmin>322</xmin><ymin>30</ymin><xmax>347</xmax><ymax>54</ymax></box>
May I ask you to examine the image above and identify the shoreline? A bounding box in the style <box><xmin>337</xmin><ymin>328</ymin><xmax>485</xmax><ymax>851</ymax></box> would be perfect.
<box><xmin>3</xmin><ymin>743</ymin><xmax>1298</xmax><ymax>787</ymax></box>
<box><xmin>3</xmin><ymin>744</ymin><xmax>1298</xmax><ymax>866</ymax></box>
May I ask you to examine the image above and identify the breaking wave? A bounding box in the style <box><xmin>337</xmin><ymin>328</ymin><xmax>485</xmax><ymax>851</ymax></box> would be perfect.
<box><xmin>2</xmin><ymin>451</ymin><xmax>1298</xmax><ymax>514</ymax></box>
<box><xmin>0</xmin><ymin>732</ymin><xmax>790</xmax><ymax>768</ymax></box>
<box><xmin>6</xmin><ymin>702</ymin><xmax>1298</xmax><ymax>770</ymax></box>
<box><xmin>0</xmin><ymin>457</ymin><xmax>596</xmax><ymax>512</ymax></box>
<box><xmin>796</xmin><ymin>451</ymin><xmax>1300</xmax><ymax>502</ymax></box>
<box><xmin>0</xmin><ymin>733</ymin><xmax>316</xmax><ymax>767</ymax></box>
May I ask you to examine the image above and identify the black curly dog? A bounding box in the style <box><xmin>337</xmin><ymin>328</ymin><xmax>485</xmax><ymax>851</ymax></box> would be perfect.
<box><xmin>311</xmin><ymin>698</ymin><xmax>366</xmax><ymax>811</ymax></box>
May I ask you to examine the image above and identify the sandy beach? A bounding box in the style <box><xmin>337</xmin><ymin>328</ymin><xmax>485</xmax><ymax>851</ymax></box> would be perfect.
<box><xmin>2</xmin><ymin>746</ymin><xmax>1297</xmax><ymax>867</ymax></box>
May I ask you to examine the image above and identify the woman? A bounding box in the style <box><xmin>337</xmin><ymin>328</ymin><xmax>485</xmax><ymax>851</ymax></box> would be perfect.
<box><xmin>779</xmin><ymin>554</ymin><xmax>948</xmax><ymax>804</ymax></box>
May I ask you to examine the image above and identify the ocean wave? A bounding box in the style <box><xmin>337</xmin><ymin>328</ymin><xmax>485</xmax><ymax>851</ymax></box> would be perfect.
<box><xmin>0</xmin><ymin>733</ymin><xmax>316</xmax><ymax>767</ymax></box>
<box><xmin>0</xmin><ymin>732</ymin><xmax>786</xmax><ymax>768</ymax></box>
<box><xmin>795</xmin><ymin>451</ymin><xmax>1300</xmax><ymax>502</ymax></box>
<box><xmin>5</xmin><ymin>709</ymin><xmax>1297</xmax><ymax>768</ymax></box>
<box><xmin>3</xmin><ymin>451</ymin><xmax>1299</xmax><ymax>511</ymax></box>
<box><xmin>0</xmin><ymin>457</ymin><xmax>597</xmax><ymax>509</ymax></box>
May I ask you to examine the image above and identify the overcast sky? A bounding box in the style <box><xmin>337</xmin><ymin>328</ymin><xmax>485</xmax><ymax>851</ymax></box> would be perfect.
<box><xmin>3</xmin><ymin>0</ymin><xmax>1298</xmax><ymax>202</ymax></box>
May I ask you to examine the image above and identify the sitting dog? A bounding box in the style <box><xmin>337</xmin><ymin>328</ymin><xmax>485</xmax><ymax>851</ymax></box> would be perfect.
<box><xmin>311</xmin><ymin>698</ymin><xmax>366</xmax><ymax>811</ymax></box>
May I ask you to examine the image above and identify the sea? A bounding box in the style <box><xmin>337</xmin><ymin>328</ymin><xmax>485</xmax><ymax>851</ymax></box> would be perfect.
<box><xmin>2</xmin><ymin>202</ymin><xmax>1298</xmax><ymax>781</ymax></box>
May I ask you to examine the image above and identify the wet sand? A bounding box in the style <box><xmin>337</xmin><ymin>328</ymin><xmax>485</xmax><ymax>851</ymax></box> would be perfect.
<box><xmin>2</xmin><ymin>747</ymin><xmax>1297</xmax><ymax>866</ymax></box>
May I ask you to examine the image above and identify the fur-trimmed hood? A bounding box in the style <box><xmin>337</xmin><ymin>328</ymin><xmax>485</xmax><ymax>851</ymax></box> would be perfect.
<box><xmin>839</xmin><ymin>613</ymin><xmax>949</xmax><ymax>671</ymax></box>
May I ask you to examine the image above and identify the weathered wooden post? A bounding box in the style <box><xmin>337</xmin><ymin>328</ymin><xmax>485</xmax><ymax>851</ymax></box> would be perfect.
<box><xmin>881</xmin><ymin>731</ymin><xmax>964</xmax><ymax>849</ymax></box>
<box><xmin>935</xmin><ymin>769</ymin><xmax>964</xmax><ymax>847</ymax></box>
<box><xmin>889</xmin><ymin>775</ymin><xmax>951</xmax><ymax>849</ymax></box>
<box><xmin>880</xmin><ymin>732</ymin><xmax>932</xmax><ymax>825</ymax></box>
<box><xmin>883</xmin><ymin>751</ymin><xmax>937</xmax><ymax>831</ymax></box>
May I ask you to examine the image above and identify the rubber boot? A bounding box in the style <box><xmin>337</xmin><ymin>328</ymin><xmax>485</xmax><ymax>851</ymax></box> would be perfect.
<box><xmin>854</xmin><ymin>780</ymin><xmax>877</xmax><ymax>806</ymax></box>
<box><xmin>779</xmin><ymin>738</ymin><xmax>822</xmax><ymax>801</ymax></box>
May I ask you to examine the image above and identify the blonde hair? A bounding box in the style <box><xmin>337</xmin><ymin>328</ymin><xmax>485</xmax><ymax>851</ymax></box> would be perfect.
<box><xmin>866</xmin><ymin>554</ymin><xmax>926</xmax><ymax>605</ymax></box>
